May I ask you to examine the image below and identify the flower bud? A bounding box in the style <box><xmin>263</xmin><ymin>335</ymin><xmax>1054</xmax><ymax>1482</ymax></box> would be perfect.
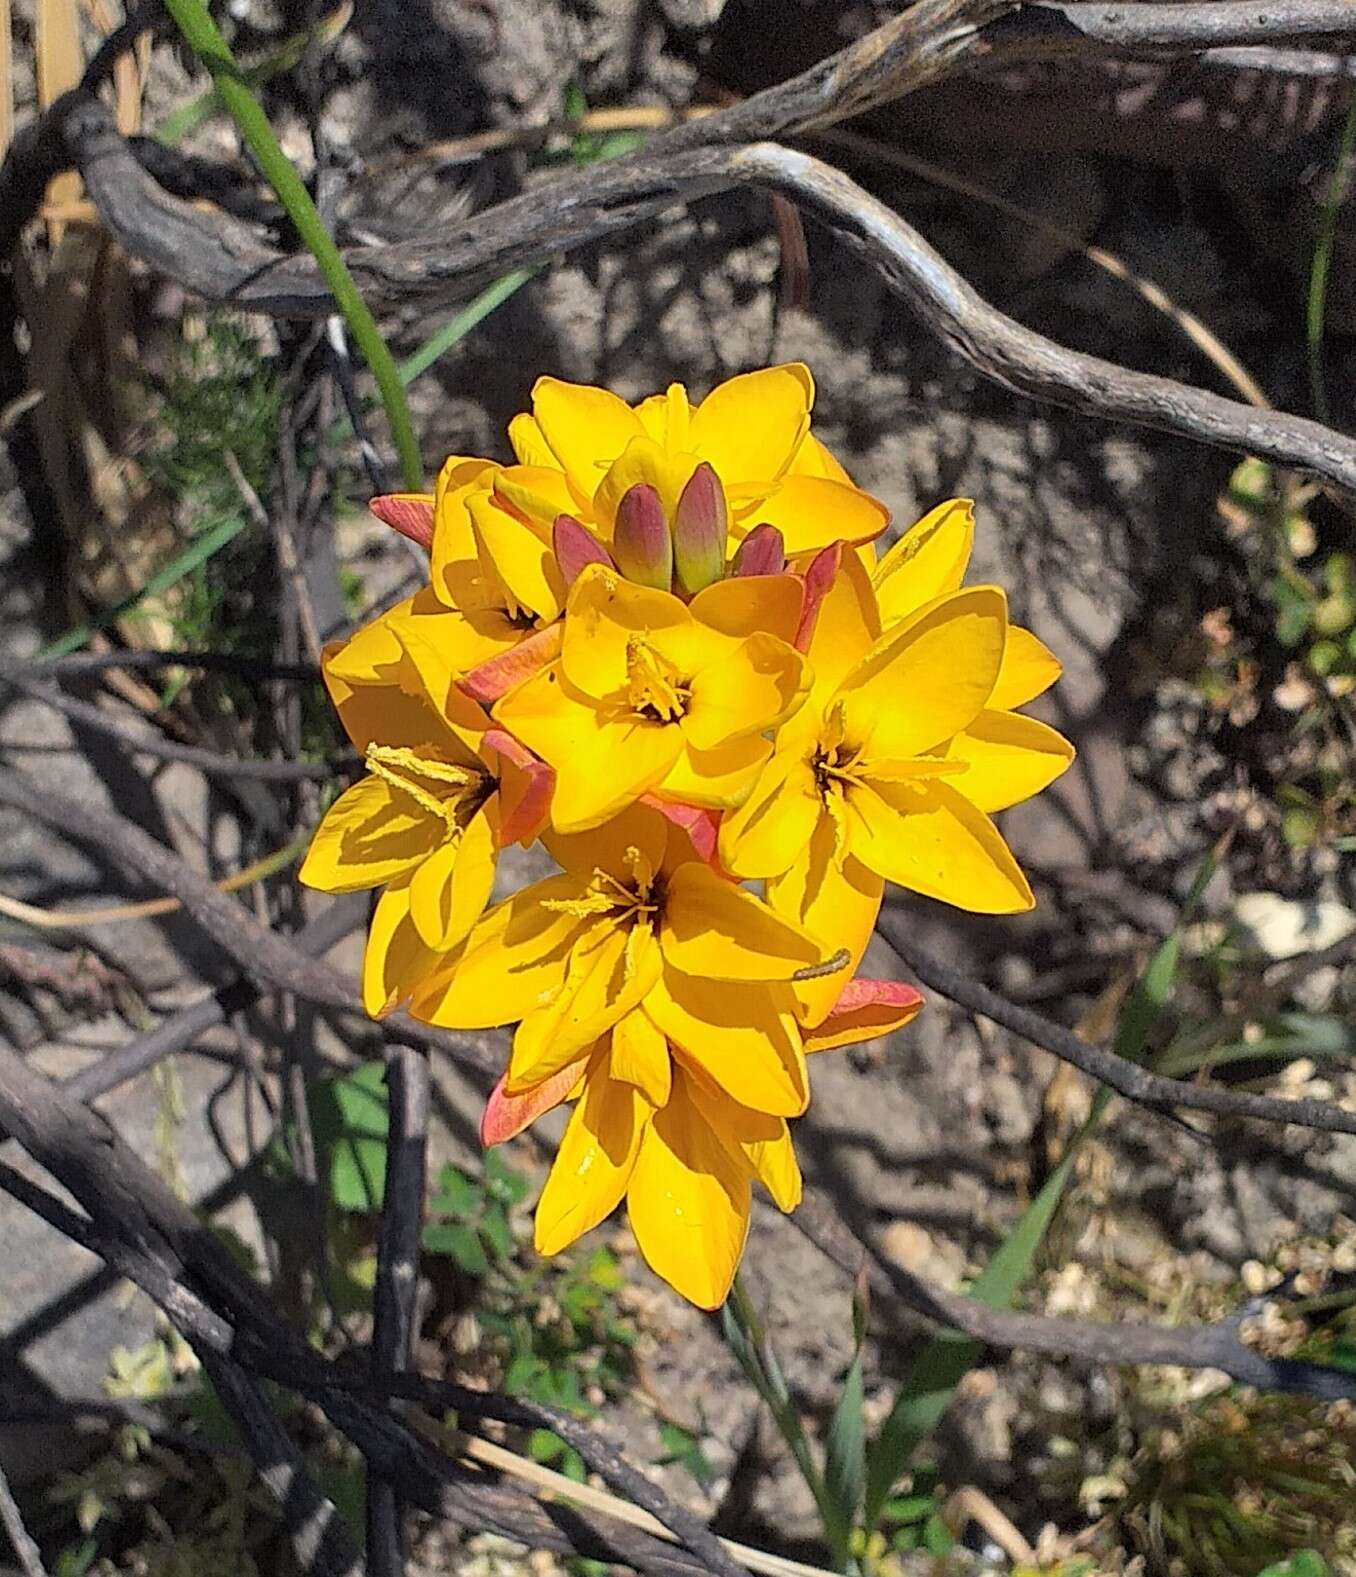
<box><xmin>552</xmin><ymin>514</ymin><xmax>614</xmax><ymax>587</ymax></box>
<box><xmin>730</xmin><ymin>523</ymin><xmax>785</xmax><ymax>578</ymax></box>
<box><xmin>671</xmin><ymin>462</ymin><xmax>727</xmax><ymax>598</ymax></box>
<box><xmin>613</xmin><ymin>483</ymin><xmax>673</xmax><ymax>591</ymax></box>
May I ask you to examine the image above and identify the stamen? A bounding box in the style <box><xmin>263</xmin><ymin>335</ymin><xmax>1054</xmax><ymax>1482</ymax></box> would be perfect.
<box><xmin>625</xmin><ymin>637</ymin><xmax>689</xmax><ymax>723</ymax></box>
<box><xmin>363</xmin><ymin>743</ymin><xmax>485</xmax><ymax>831</ymax></box>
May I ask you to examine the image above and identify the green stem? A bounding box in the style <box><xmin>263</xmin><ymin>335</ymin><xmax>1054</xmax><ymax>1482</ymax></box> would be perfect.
<box><xmin>159</xmin><ymin>0</ymin><xmax>423</xmax><ymax>490</ymax></box>
<box><xmin>1306</xmin><ymin>98</ymin><xmax>1356</xmax><ymax>428</ymax></box>
<box><xmin>727</xmin><ymin>1275</ymin><xmax>845</xmax><ymax>1557</ymax></box>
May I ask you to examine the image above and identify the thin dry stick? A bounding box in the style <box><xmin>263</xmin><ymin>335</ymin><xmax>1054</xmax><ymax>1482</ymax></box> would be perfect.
<box><xmin>0</xmin><ymin>1457</ymin><xmax>48</xmax><ymax>1577</ymax></box>
<box><xmin>815</xmin><ymin>124</ymin><xmax>1272</xmax><ymax>410</ymax></box>
<box><xmin>367</xmin><ymin>1042</ymin><xmax>430</xmax><ymax>1577</ymax></box>
<box><xmin>223</xmin><ymin>449</ymin><xmax>324</xmax><ymax>665</ymax></box>
<box><xmin>0</xmin><ymin>833</ymin><xmax>306</xmax><ymax>927</ymax></box>
<box><xmin>0</xmin><ymin>652</ymin><xmax>356</xmax><ymax>781</ymax></box>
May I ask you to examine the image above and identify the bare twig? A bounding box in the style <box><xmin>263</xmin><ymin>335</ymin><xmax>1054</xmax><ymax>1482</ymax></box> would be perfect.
<box><xmin>33</xmin><ymin>648</ymin><xmax>321</xmax><ymax>682</ymax></box>
<box><xmin>0</xmin><ymin>1456</ymin><xmax>48</xmax><ymax>1577</ymax></box>
<box><xmin>0</xmin><ymin>653</ymin><xmax>355</xmax><ymax>781</ymax></box>
<box><xmin>0</xmin><ymin>764</ymin><xmax>497</xmax><ymax>1077</ymax></box>
<box><xmin>39</xmin><ymin>104</ymin><xmax>1356</xmax><ymax>497</ymax></box>
<box><xmin>368</xmin><ymin>1042</ymin><xmax>430</xmax><ymax>1577</ymax></box>
<box><xmin>786</xmin><ymin>1191</ymin><xmax>1356</xmax><ymax>1401</ymax></box>
<box><xmin>876</xmin><ymin>913</ymin><xmax>1356</xmax><ymax>1136</ymax></box>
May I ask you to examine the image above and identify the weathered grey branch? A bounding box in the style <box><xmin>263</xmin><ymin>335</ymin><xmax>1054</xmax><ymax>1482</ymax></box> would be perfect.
<box><xmin>35</xmin><ymin>104</ymin><xmax>1356</xmax><ymax>497</ymax></box>
<box><xmin>0</xmin><ymin>765</ymin><xmax>501</xmax><ymax>1078</ymax></box>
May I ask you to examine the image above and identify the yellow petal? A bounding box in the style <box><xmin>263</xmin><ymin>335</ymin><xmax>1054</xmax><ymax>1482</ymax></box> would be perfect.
<box><xmin>543</xmin><ymin>800</ymin><xmax>669</xmax><ymax>886</ymax></box>
<box><xmin>683</xmin><ymin>632</ymin><xmax>808</xmax><ymax>750</ymax></box>
<box><xmin>634</xmin><ymin>382</ymin><xmax>692</xmax><ymax>450</ymax></box>
<box><xmin>300</xmin><ymin>776</ymin><xmax>430</xmax><ymax>893</ymax></box>
<box><xmin>626</xmin><ymin>1074</ymin><xmax>750</xmax><ymax>1308</ymax></box>
<box><xmin>687</xmin><ymin>573</ymin><xmax>803</xmax><ymax>645</ymax></box>
<box><xmin>848</xmin><ymin>775</ymin><xmax>1034</xmax><ymax>913</ymax></box>
<box><xmin>609</xmin><ymin>1008</ymin><xmax>672</xmax><ymax>1107</ymax></box>
<box><xmin>535</xmin><ymin>1058</ymin><xmax>648</xmax><ymax>1257</ymax></box>
<box><xmin>688</xmin><ymin>363</ymin><xmax>814</xmax><ymax>486</ymax></box>
<box><xmin>767</xmin><ymin>816</ymin><xmax>884</xmax><ymax>1028</ymax></box>
<box><xmin>683</xmin><ymin>1072</ymin><xmax>801</xmax><ymax>1212</ymax></box>
<box><xmin>945</xmin><ymin>709</ymin><xmax>1075</xmax><ymax>813</ymax></box>
<box><xmin>593</xmin><ymin>436</ymin><xmax>699</xmax><ymax>536</ymax></box>
<box><xmin>782</xmin><ymin>548</ymin><xmax>880</xmax><ymax>749</ymax></box>
<box><xmin>430</xmin><ymin>469</ymin><xmax>490</xmax><ymax>600</ymax></box>
<box><xmin>407</xmin><ymin>809</ymin><xmax>497</xmax><ymax>951</ymax></box>
<box><xmin>560</xmin><ymin>564</ymin><xmax>695</xmax><ymax>702</ymax></box>
<box><xmin>732</xmin><ymin>476</ymin><xmax>889</xmax><ymax>555</ymax></box>
<box><xmin>842</xmin><ymin>586</ymin><xmax>1007</xmax><ymax>760</ymax></box>
<box><xmin>655</xmin><ymin>733</ymin><xmax>770</xmax><ymax>811</ymax></box>
<box><xmin>494</xmin><ymin>664</ymin><xmax>682</xmax><ymax>833</ymax></box>
<box><xmin>408</xmin><ymin>875</ymin><xmax>585</xmax><ymax>1028</ymax></box>
<box><xmin>646</xmin><ymin>968</ymin><xmax>807</xmax><ymax>1116</ymax></box>
<box><xmin>363</xmin><ymin>878</ymin><xmax>439</xmax><ymax>1017</ymax></box>
<box><xmin>872</xmin><ymin>499</ymin><xmax>974</xmax><ymax>626</ymax></box>
<box><xmin>531</xmin><ymin>377</ymin><xmax>644</xmax><ymax>500</ymax></box>
<box><xmin>718</xmin><ymin>747</ymin><xmax>821</xmax><ymax>880</ymax></box>
<box><xmin>469</xmin><ymin>491</ymin><xmax>564</xmax><ymax>624</ymax></box>
<box><xmin>509</xmin><ymin>923</ymin><xmax>661</xmax><ymax>1090</ymax></box>
<box><xmin>990</xmin><ymin>624</ymin><xmax>1063</xmax><ymax>710</ymax></box>
<box><xmin>661</xmin><ymin>862</ymin><xmax>824</xmax><ymax>981</ymax></box>
<box><xmin>788</xmin><ymin>431</ymin><xmax>853</xmax><ymax>485</ymax></box>
<box><xmin>507</xmin><ymin>412</ymin><xmax>559</xmax><ymax>470</ymax></box>
<box><xmin>493</xmin><ymin>464</ymin><xmax>580</xmax><ymax>533</ymax></box>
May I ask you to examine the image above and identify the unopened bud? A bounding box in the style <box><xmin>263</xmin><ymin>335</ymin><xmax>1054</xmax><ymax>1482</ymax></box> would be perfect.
<box><xmin>613</xmin><ymin>483</ymin><xmax>673</xmax><ymax>591</ymax></box>
<box><xmin>730</xmin><ymin>523</ymin><xmax>785</xmax><ymax>578</ymax></box>
<box><xmin>672</xmin><ymin>463</ymin><xmax>727</xmax><ymax>597</ymax></box>
<box><xmin>552</xmin><ymin>514</ymin><xmax>614</xmax><ymax>586</ymax></box>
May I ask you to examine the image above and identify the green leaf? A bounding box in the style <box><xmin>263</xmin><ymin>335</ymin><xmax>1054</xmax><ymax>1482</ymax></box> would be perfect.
<box><xmin>428</xmin><ymin>1166</ymin><xmax>481</xmax><ymax>1219</ymax></box>
<box><xmin>421</xmin><ymin>1221</ymin><xmax>489</xmax><ymax>1276</ymax></box>
<box><xmin>861</xmin><ymin>842</ymin><xmax>1220</xmax><ymax>1533</ymax></box>
<box><xmin>484</xmin><ymin>1147</ymin><xmax>529</xmax><ymax>1205</ymax></box>
<box><xmin>528</xmin><ymin>1427</ymin><xmax>566</xmax><ymax>1463</ymax></box>
<box><xmin>822</xmin><ymin>1347</ymin><xmax>867</xmax><ymax>1566</ymax></box>
<box><xmin>480</xmin><ymin>1202</ymin><xmax>513</xmax><ymax>1263</ymax></box>
<box><xmin>307</xmin><ymin>1061</ymin><xmax>389</xmax><ymax>1213</ymax></box>
<box><xmin>1257</xmin><ymin>1554</ymin><xmax>1329</xmax><ymax>1577</ymax></box>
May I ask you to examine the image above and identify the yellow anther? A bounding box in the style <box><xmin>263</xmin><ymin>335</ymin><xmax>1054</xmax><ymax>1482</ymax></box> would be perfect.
<box><xmin>625</xmin><ymin>636</ymin><xmax>688</xmax><ymax>723</ymax></box>
<box><xmin>540</xmin><ymin>890</ymin><xmax>618</xmax><ymax>919</ymax></box>
<box><xmin>366</xmin><ymin>743</ymin><xmax>478</xmax><ymax>789</ymax></box>
<box><xmin>363</xmin><ymin>743</ymin><xmax>484</xmax><ymax>830</ymax></box>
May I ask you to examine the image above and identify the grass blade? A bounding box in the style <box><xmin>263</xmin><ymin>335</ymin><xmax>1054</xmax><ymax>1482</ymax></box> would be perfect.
<box><xmin>861</xmin><ymin>838</ymin><xmax>1228</xmax><ymax>1533</ymax></box>
<box><xmin>36</xmin><ymin>0</ymin><xmax>83</xmax><ymax>244</ymax></box>
<box><xmin>37</xmin><ymin>512</ymin><xmax>250</xmax><ymax>659</ymax></box>
<box><xmin>1306</xmin><ymin>99</ymin><xmax>1356</xmax><ymax>425</ymax></box>
<box><xmin>159</xmin><ymin>0</ymin><xmax>422</xmax><ymax>489</ymax></box>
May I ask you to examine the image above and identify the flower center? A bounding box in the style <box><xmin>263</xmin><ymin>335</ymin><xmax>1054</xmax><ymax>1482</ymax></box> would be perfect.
<box><xmin>625</xmin><ymin>637</ymin><xmax>689</xmax><ymax>723</ymax></box>
<box><xmin>811</xmin><ymin>703</ymin><xmax>863</xmax><ymax>797</ymax></box>
<box><xmin>363</xmin><ymin>743</ymin><xmax>493</xmax><ymax>833</ymax></box>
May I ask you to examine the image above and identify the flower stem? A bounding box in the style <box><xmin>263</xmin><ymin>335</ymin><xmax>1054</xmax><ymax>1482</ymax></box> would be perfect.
<box><xmin>159</xmin><ymin>0</ymin><xmax>424</xmax><ymax>490</ymax></box>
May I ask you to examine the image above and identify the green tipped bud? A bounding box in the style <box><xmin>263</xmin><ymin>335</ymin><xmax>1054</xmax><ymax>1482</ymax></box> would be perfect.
<box><xmin>613</xmin><ymin>483</ymin><xmax>673</xmax><ymax>591</ymax></box>
<box><xmin>730</xmin><ymin>523</ymin><xmax>785</xmax><ymax>578</ymax></box>
<box><xmin>553</xmin><ymin>514</ymin><xmax>614</xmax><ymax>587</ymax></box>
<box><xmin>672</xmin><ymin>462</ymin><xmax>727</xmax><ymax>598</ymax></box>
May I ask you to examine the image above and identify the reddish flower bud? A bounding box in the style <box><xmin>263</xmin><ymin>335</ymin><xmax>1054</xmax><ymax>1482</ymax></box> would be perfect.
<box><xmin>671</xmin><ymin>462</ymin><xmax>727</xmax><ymax>598</ymax></box>
<box><xmin>552</xmin><ymin>514</ymin><xmax>614</xmax><ymax>586</ymax></box>
<box><xmin>612</xmin><ymin>483</ymin><xmax>673</xmax><ymax>591</ymax></box>
<box><xmin>730</xmin><ymin>523</ymin><xmax>785</xmax><ymax>578</ymax></box>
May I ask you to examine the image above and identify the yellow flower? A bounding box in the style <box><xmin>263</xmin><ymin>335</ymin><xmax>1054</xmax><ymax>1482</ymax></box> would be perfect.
<box><xmin>492</xmin><ymin>564</ymin><xmax>810</xmax><ymax>831</ymax></box>
<box><xmin>410</xmin><ymin>802</ymin><xmax>834</xmax><ymax>1123</ymax></box>
<box><xmin>872</xmin><ymin>498</ymin><xmax>1075</xmax><ymax>813</ymax></box>
<box><xmin>721</xmin><ymin>530</ymin><xmax>1073</xmax><ymax>1020</ymax></box>
<box><xmin>507</xmin><ymin>362</ymin><xmax>889</xmax><ymax>560</ymax></box>
<box><xmin>477</xmin><ymin>974</ymin><xmax>922</xmax><ymax>1308</ymax></box>
<box><xmin>300</xmin><ymin>600</ymin><xmax>552</xmax><ymax>1016</ymax></box>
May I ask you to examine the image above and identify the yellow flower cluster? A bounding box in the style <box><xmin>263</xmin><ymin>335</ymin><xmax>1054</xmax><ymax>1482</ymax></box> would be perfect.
<box><xmin>301</xmin><ymin>364</ymin><xmax>1073</xmax><ymax>1308</ymax></box>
